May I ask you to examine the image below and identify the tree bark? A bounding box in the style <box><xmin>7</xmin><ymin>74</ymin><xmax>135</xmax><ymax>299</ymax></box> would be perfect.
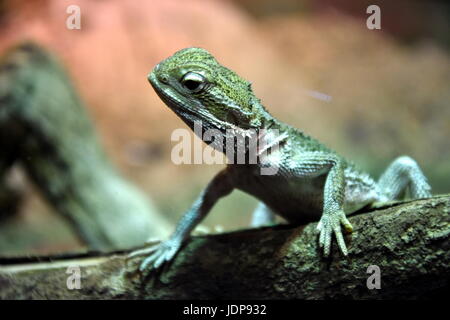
<box><xmin>1</xmin><ymin>195</ymin><xmax>448</xmax><ymax>299</ymax></box>
<box><xmin>0</xmin><ymin>42</ymin><xmax>170</xmax><ymax>250</ymax></box>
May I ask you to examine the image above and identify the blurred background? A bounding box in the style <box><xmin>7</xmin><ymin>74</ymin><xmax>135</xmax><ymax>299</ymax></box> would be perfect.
<box><xmin>0</xmin><ymin>0</ymin><xmax>449</xmax><ymax>255</ymax></box>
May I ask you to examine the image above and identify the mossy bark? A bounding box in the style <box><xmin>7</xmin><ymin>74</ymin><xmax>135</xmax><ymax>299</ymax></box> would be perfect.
<box><xmin>0</xmin><ymin>42</ymin><xmax>169</xmax><ymax>250</ymax></box>
<box><xmin>1</xmin><ymin>195</ymin><xmax>448</xmax><ymax>299</ymax></box>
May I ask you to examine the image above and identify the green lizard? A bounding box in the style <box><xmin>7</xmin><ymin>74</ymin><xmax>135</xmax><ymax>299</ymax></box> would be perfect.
<box><xmin>129</xmin><ymin>48</ymin><xmax>431</xmax><ymax>272</ymax></box>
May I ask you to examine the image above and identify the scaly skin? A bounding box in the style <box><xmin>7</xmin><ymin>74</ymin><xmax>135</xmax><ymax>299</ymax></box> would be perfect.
<box><xmin>129</xmin><ymin>48</ymin><xmax>432</xmax><ymax>272</ymax></box>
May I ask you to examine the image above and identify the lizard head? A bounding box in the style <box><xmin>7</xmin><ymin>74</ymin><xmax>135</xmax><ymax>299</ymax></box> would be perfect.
<box><xmin>148</xmin><ymin>47</ymin><xmax>268</xmax><ymax>133</ymax></box>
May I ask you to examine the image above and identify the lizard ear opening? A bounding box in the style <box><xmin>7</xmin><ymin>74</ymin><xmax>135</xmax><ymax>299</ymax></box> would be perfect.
<box><xmin>181</xmin><ymin>72</ymin><xmax>206</xmax><ymax>93</ymax></box>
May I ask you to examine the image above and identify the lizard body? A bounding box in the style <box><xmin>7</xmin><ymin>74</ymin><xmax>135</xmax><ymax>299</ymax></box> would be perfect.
<box><xmin>130</xmin><ymin>48</ymin><xmax>431</xmax><ymax>271</ymax></box>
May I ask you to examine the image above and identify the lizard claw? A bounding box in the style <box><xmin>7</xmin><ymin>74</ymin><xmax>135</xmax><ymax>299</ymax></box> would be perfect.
<box><xmin>127</xmin><ymin>238</ymin><xmax>181</xmax><ymax>273</ymax></box>
<box><xmin>316</xmin><ymin>210</ymin><xmax>352</xmax><ymax>257</ymax></box>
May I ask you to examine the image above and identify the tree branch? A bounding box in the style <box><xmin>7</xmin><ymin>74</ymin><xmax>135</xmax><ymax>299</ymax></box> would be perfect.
<box><xmin>0</xmin><ymin>42</ymin><xmax>170</xmax><ymax>249</ymax></box>
<box><xmin>1</xmin><ymin>195</ymin><xmax>449</xmax><ymax>299</ymax></box>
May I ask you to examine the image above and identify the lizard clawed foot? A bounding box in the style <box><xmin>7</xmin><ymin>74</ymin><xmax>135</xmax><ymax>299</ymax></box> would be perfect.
<box><xmin>127</xmin><ymin>238</ymin><xmax>182</xmax><ymax>273</ymax></box>
<box><xmin>316</xmin><ymin>210</ymin><xmax>353</xmax><ymax>257</ymax></box>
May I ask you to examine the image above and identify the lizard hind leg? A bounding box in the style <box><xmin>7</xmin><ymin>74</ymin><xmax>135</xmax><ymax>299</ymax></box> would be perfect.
<box><xmin>377</xmin><ymin>156</ymin><xmax>431</xmax><ymax>201</ymax></box>
<box><xmin>250</xmin><ymin>202</ymin><xmax>276</xmax><ymax>227</ymax></box>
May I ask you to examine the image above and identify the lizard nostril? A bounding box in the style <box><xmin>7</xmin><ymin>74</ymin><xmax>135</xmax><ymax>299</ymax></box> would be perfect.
<box><xmin>152</xmin><ymin>63</ymin><xmax>167</xmax><ymax>83</ymax></box>
<box><xmin>159</xmin><ymin>74</ymin><xmax>169</xmax><ymax>83</ymax></box>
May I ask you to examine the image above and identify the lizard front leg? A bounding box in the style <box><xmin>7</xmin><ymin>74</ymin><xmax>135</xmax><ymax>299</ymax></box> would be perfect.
<box><xmin>283</xmin><ymin>152</ymin><xmax>353</xmax><ymax>256</ymax></box>
<box><xmin>128</xmin><ymin>169</ymin><xmax>234</xmax><ymax>272</ymax></box>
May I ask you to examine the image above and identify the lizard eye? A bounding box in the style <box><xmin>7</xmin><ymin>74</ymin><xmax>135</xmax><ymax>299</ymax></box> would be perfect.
<box><xmin>181</xmin><ymin>72</ymin><xmax>206</xmax><ymax>93</ymax></box>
